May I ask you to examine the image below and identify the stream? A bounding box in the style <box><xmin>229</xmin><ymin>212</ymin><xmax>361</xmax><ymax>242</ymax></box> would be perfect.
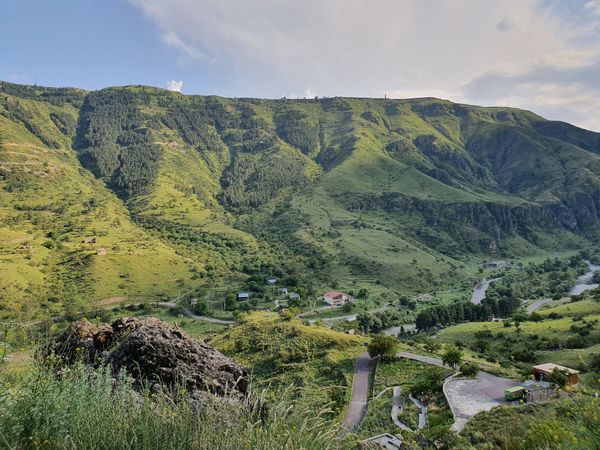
<box><xmin>569</xmin><ymin>261</ymin><xmax>600</xmax><ymax>296</ymax></box>
<box><xmin>470</xmin><ymin>278</ymin><xmax>500</xmax><ymax>305</ymax></box>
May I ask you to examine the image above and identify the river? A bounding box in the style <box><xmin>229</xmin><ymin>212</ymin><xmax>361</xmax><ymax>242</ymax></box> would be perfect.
<box><xmin>569</xmin><ymin>261</ymin><xmax>600</xmax><ymax>296</ymax></box>
<box><xmin>470</xmin><ymin>278</ymin><xmax>500</xmax><ymax>305</ymax></box>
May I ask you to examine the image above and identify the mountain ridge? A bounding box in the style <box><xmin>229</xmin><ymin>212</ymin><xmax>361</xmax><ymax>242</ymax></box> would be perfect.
<box><xmin>1</xmin><ymin>80</ymin><xmax>600</xmax><ymax>320</ymax></box>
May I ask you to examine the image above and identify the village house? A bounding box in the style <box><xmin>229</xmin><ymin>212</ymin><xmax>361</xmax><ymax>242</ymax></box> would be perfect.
<box><xmin>323</xmin><ymin>290</ymin><xmax>354</xmax><ymax>306</ymax></box>
<box><xmin>289</xmin><ymin>292</ymin><xmax>300</xmax><ymax>300</ymax></box>
<box><xmin>532</xmin><ymin>363</ymin><xmax>580</xmax><ymax>386</ymax></box>
<box><xmin>482</xmin><ymin>261</ymin><xmax>508</xmax><ymax>270</ymax></box>
<box><xmin>96</xmin><ymin>247</ymin><xmax>107</xmax><ymax>256</ymax></box>
<box><xmin>277</xmin><ymin>287</ymin><xmax>288</xmax><ymax>295</ymax></box>
<box><xmin>267</xmin><ymin>277</ymin><xmax>278</xmax><ymax>285</ymax></box>
<box><xmin>238</xmin><ymin>292</ymin><xmax>250</xmax><ymax>301</ymax></box>
<box><xmin>190</xmin><ymin>298</ymin><xmax>198</xmax><ymax>308</ymax></box>
<box><xmin>483</xmin><ymin>260</ymin><xmax>507</xmax><ymax>269</ymax></box>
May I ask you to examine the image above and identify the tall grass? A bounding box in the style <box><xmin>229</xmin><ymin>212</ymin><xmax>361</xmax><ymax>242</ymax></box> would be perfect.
<box><xmin>0</xmin><ymin>364</ymin><xmax>359</xmax><ymax>450</ymax></box>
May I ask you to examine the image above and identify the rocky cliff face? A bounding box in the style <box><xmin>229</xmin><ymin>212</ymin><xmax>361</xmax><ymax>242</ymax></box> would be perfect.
<box><xmin>49</xmin><ymin>318</ymin><xmax>249</xmax><ymax>401</ymax></box>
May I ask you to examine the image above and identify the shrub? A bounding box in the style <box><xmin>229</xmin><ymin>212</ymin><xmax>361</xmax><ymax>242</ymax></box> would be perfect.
<box><xmin>459</xmin><ymin>362</ymin><xmax>479</xmax><ymax>377</ymax></box>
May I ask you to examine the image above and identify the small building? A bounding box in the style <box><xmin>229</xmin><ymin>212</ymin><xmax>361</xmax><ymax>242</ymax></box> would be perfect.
<box><xmin>82</xmin><ymin>237</ymin><xmax>97</xmax><ymax>244</ymax></box>
<box><xmin>347</xmin><ymin>329</ymin><xmax>355</xmax><ymax>335</ymax></box>
<box><xmin>96</xmin><ymin>247</ymin><xmax>107</xmax><ymax>256</ymax></box>
<box><xmin>323</xmin><ymin>290</ymin><xmax>354</xmax><ymax>306</ymax></box>
<box><xmin>238</xmin><ymin>292</ymin><xmax>250</xmax><ymax>301</ymax></box>
<box><xmin>190</xmin><ymin>298</ymin><xmax>198</xmax><ymax>308</ymax></box>
<box><xmin>267</xmin><ymin>277</ymin><xmax>278</xmax><ymax>285</ymax></box>
<box><xmin>277</xmin><ymin>287</ymin><xmax>288</xmax><ymax>295</ymax></box>
<box><xmin>363</xmin><ymin>433</ymin><xmax>402</xmax><ymax>450</ymax></box>
<box><xmin>483</xmin><ymin>260</ymin><xmax>507</xmax><ymax>269</ymax></box>
<box><xmin>532</xmin><ymin>363</ymin><xmax>580</xmax><ymax>386</ymax></box>
<box><xmin>289</xmin><ymin>292</ymin><xmax>300</xmax><ymax>300</ymax></box>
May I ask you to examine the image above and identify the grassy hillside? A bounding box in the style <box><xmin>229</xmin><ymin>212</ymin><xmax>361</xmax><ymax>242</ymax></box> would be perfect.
<box><xmin>213</xmin><ymin>311</ymin><xmax>363</xmax><ymax>417</ymax></box>
<box><xmin>3</xmin><ymin>81</ymin><xmax>600</xmax><ymax>320</ymax></box>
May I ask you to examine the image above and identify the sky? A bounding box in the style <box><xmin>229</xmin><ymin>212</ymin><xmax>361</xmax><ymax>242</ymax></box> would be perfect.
<box><xmin>1</xmin><ymin>0</ymin><xmax>599</xmax><ymax>130</ymax></box>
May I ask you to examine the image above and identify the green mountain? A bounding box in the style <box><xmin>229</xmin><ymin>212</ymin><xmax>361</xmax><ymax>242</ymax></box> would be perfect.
<box><xmin>2</xmin><ymin>81</ymin><xmax>600</xmax><ymax>320</ymax></box>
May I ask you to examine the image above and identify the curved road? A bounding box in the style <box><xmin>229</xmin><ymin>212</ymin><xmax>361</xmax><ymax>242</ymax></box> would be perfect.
<box><xmin>526</xmin><ymin>299</ymin><xmax>551</xmax><ymax>314</ymax></box>
<box><xmin>342</xmin><ymin>351</ymin><xmax>376</xmax><ymax>432</ymax></box>
<box><xmin>158</xmin><ymin>302</ymin><xmax>234</xmax><ymax>324</ymax></box>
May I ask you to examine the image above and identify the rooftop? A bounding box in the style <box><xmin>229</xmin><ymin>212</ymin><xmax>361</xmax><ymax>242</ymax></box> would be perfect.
<box><xmin>324</xmin><ymin>290</ymin><xmax>349</xmax><ymax>298</ymax></box>
<box><xmin>532</xmin><ymin>363</ymin><xmax>579</xmax><ymax>375</ymax></box>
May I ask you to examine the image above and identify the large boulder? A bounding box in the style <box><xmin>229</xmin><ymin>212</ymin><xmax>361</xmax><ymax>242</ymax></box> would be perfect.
<box><xmin>49</xmin><ymin>317</ymin><xmax>249</xmax><ymax>400</ymax></box>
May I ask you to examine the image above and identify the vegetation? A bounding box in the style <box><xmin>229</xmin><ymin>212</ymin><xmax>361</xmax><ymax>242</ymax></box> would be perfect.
<box><xmin>435</xmin><ymin>294</ymin><xmax>600</xmax><ymax>382</ymax></box>
<box><xmin>212</xmin><ymin>312</ymin><xmax>363</xmax><ymax>417</ymax></box>
<box><xmin>457</xmin><ymin>396</ymin><xmax>600</xmax><ymax>450</ymax></box>
<box><xmin>367</xmin><ymin>335</ymin><xmax>399</xmax><ymax>360</ymax></box>
<box><xmin>3</xmin><ymin>82</ymin><xmax>600</xmax><ymax>322</ymax></box>
<box><xmin>0</xmin><ymin>362</ymin><xmax>357</xmax><ymax>450</ymax></box>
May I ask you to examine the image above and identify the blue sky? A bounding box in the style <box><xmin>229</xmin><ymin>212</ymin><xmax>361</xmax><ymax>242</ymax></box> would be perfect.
<box><xmin>1</xmin><ymin>0</ymin><xmax>599</xmax><ymax>130</ymax></box>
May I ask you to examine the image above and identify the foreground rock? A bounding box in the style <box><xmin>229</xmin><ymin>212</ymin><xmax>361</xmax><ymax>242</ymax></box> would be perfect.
<box><xmin>49</xmin><ymin>317</ymin><xmax>249</xmax><ymax>401</ymax></box>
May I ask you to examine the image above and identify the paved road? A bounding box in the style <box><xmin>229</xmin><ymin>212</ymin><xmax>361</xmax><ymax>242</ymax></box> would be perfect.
<box><xmin>409</xmin><ymin>394</ymin><xmax>428</xmax><ymax>430</ymax></box>
<box><xmin>397</xmin><ymin>351</ymin><xmax>445</xmax><ymax>367</ymax></box>
<box><xmin>397</xmin><ymin>352</ymin><xmax>517</xmax><ymax>433</ymax></box>
<box><xmin>158</xmin><ymin>302</ymin><xmax>235</xmax><ymax>324</ymax></box>
<box><xmin>443</xmin><ymin>371</ymin><xmax>519</xmax><ymax>432</ymax></box>
<box><xmin>342</xmin><ymin>351</ymin><xmax>376</xmax><ymax>432</ymax></box>
<box><xmin>526</xmin><ymin>299</ymin><xmax>551</xmax><ymax>314</ymax></box>
<box><xmin>391</xmin><ymin>386</ymin><xmax>412</xmax><ymax>431</ymax></box>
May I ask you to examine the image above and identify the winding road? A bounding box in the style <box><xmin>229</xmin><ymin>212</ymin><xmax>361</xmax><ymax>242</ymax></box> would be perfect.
<box><xmin>342</xmin><ymin>351</ymin><xmax>376</xmax><ymax>432</ymax></box>
<box><xmin>158</xmin><ymin>302</ymin><xmax>234</xmax><ymax>324</ymax></box>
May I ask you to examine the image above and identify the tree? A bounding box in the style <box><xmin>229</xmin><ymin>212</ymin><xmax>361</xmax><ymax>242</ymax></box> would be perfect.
<box><xmin>367</xmin><ymin>335</ymin><xmax>399</xmax><ymax>361</ymax></box>
<box><xmin>193</xmin><ymin>299</ymin><xmax>208</xmax><ymax>315</ymax></box>
<box><xmin>422</xmin><ymin>337</ymin><xmax>441</xmax><ymax>354</ymax></box>
<box><xmin>442</xmin><ymin>345</ymin><xmax>463</xmax><ymax>369</ymax></box>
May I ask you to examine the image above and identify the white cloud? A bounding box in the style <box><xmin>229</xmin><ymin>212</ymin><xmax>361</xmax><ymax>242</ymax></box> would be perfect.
<box><xmin>166</xmin><ymin>79</ymin><xmax>184</xmax><ymax>92</ymax></box>
<box><xmin>585</xmin><ymin>1</ymin><xmax>600</xmax><ymax>16</ymax></box>
<box><xmin>130</xmin><ymin>0</ymin><xmax>600</xmax><ymax>130</ymax></box>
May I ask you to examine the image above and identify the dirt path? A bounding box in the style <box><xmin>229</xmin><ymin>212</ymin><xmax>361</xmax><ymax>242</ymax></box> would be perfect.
<box><xmin>342</xmin><ymin>351</ymin><xmax>376</xmax><ymax>432</ymax></box>
<box><xmin>396</xmin><ymin>351</ymin><xmax>445</xmax><ymax>367</ymax></box>
<box><xmin>391</xmin><ymin>386</ymin><xmax>412</xmax><ymax>431</ymax></box>
<box><xmin>158</xmin><ymin>302</ymin><xmax>234</xmax><ymax>325</ymax></box>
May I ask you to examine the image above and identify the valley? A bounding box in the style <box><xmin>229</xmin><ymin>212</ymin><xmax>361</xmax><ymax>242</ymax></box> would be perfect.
<box><xmin>2</xmin><ymin>81</ymin><xmax>600</xmax><ymax>449</ymax></box>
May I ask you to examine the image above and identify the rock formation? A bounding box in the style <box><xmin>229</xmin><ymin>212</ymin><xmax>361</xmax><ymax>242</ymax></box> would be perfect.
<box><xmin>49</xmin><ymin>317</ymin><xmax>249</xmax><ymax>401</ymax></box>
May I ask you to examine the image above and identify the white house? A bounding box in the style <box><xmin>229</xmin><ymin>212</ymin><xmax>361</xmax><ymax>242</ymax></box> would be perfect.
<box><xmin>267</xmin><ymin>277</ymin><xmax>278</xmax><ymax>285</ymax></box>
<box><xmin>323</xmin><ymin>290</ymin><xmax>354</xmax><ymax>306</ymax></box>
<box><xmin>289</xmin><ymin>292</ymin><xmax>300</xmax><ymax>300</ymax></box>
<box><xmin>238</xmin><ymin>292</ymin><xmax>250</xmax><ymax>301</ymax></box>
<box><xmin>277</xmin><ymin>287</ymin><xmax>288</xmax><ymax>295</ymax></box>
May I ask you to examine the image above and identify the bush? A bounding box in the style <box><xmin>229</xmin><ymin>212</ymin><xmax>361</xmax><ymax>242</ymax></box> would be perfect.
<box><xmin>459</xmin><ymin>362</ymin><xmax>479</xmax><ymax>377</ymax></box>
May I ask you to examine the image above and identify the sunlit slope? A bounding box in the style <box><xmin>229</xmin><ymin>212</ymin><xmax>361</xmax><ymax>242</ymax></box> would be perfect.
<box><xmin>0</xmin><ymin>92</ymin><xmax>204</xmax><ymax>319</ymax></box>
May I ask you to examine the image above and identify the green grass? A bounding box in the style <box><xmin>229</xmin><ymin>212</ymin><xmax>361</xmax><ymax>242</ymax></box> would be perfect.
<box><xmin>456</xmin><ymin>396</ymin><xmax>600</xmax><ymax>450</ymax></box>
<box><xmin>212</xmin><ymin>312</ymin><xmax>364</xmax><ymax>418</ymax></box>
<box><xmin>0</xmin><ymin>363</ymin><xmax>359</xmax><ymax>450</ymax></box>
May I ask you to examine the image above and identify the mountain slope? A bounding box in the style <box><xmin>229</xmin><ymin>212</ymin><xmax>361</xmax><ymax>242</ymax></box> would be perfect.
<box><xmin>2</xmin><ymin>81</ymin><xmax>600</xmax><ymax>319</ymax></box>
